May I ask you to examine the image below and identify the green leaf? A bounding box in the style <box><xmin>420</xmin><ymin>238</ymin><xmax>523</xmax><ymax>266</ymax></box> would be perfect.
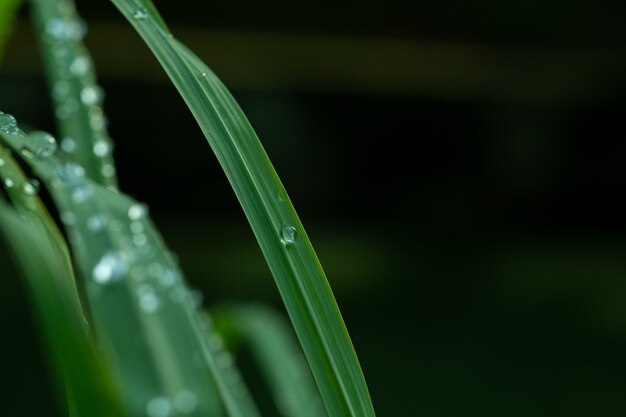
<box><xmin>217</xmin><ymin>304</ymin><xmax>328</xmax><ymax>417</ymax></box>
<box><xmin>0</xmin><ymin>119</ymin><xmax>260</xmax><ymax>417</ymax></box>
<box><xmin>108</xmin><ymin>2</ymin><xmax>376</xmax><ymax>417</ymax></box>
<box><xmin>0</xmin><ymin>144</ymin><xmax>124</xmax><ymax>417</ymax></box>
<box><xmin>28</xmin><ymin>0</ymin><xmax>118</xmax><ymax>188</ymax></box>
<box><xmin>0</xmin><ymin>0</ymin><xmax>21</xmax><ymax>60</ymax></box>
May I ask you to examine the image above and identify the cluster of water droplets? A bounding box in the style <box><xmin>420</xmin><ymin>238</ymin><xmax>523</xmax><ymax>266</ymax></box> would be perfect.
<box><xmin>0</xmin><ymin>112</ymin><xmax>61</xmax><ymax>199</ymax></box>
<box><xmin>145</xmin><ymin>389</ymin><xmax>198</xmax><ymax>417</ymax></box>
<box><xmin>40</xmin><ymin>5</ymin><xmax>116</xmax><ymax>182</ymax></box>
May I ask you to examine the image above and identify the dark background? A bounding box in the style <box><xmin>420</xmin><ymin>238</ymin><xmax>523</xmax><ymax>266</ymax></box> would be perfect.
<box><xmin>2</xmin><ymin>0</ymin><xmax>626</xmax><ymax>415</ymax></box>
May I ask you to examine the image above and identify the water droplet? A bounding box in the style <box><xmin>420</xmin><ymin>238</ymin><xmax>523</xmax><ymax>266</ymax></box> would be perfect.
<box><xmin>45</xmin><ymin>18</ymin><xmax>70</xmax><ymax>40</ymax></box>
<box><xmin>280</xmin><ymin>224</ymin><xmax>297</xmax><ymax>246</ymax></box>
<box><xmin>0</xmin><ymin>113</ymin><xmax>18</xmax><ymax>134</ymax></box>
<box><xmin>159</xmin><ymin>269</ymin><xmax>179</xmax><ymax>287</ymax></box>
<box><xmin>61</xmin><ymin>137</ymin><xmax>77</xmax><ymax>153</ymax></box>
<box><xmin>89</xmin><ymin>107</ymin><xmax>107</xmax><ymax>130</ymax></box>
<box><xmin>139</xmin><ymin>293</ymin><xmax>160</xmax><ymax>313</ymax></box>
<box><xmin>86</xmin><ymin>214</ymin><xmax>107</xmax><ymax>232</ymax></box>
<box><xmin>23</xmin><ymin>179</ymin><xmax>40</xmax><ymax>196</ymax></box>
<box><xmin>128</xmin><ymin>203</ymin><xmax>147</xmax><ymax>220</ymax></box>
<box><xmin>137</xmin><ymin>284</ymin><xmax>160</xmax><ymax>313</ymax></box>
<box><xmin>174</xmin><ymin>391</ymin><xmax>197</xmax><ymax>414</ymax></box>
<box><xmin>80</xmin><ymin>86</ymin><xmax>100</xmax><ymax>105</ymax></box>
<box><xmin>71</xmin><ymin>186</ymin><xmax>92</xmax><ymax>203</ymax></box>
<box><xmin>69</xmin><ymin>55</ymin><xmax>90</xmax><ymax>76</ymax></box>
<box><xmin>133</xmin><ymin>233</ymin><xmax>147</xmax><ymax>246</ymax></box>
<box><xmin>55</xmin><ymin>163</ymin><xmax>85</xmax><ymax>188</ymax></box>
<box><xmin>55</xmin><ymin>99</ymin><xmax>78</xmax><ymax>119</ymax></box>
<box><xmin>0</xmin><ymin>157</ymin><xmax>5</xmax><ymax>166</ymax></box>
<box><xmin>101</xmin><ymin>164</ymin><xmax>115</xmax><ymax>178</ymax></box>
<box><xmin>146</xmin><ymin>396</ymin><xmax>171</xmax><ymax>417</ymax></box>
<box><xmin>26</xmin><ymin>131</ymin><xmax>58</xmax><ymax>159</ymax></box>
<box><xmin>133</xmin><ymin>8</ymin><xmax>149</xmax><ymax>20</ymax></box>
<box><xmin>4</xmin><ymin>178</ymin><xmax>14</xmax><ymax>188</ymax></box>
<box><xmin>53</xmin><ymin>81</ymin><xmax>71</xmax><ymax>101</ymax></box>
<box><xmin>201</xmin><ymin>72</ymin><xmax>207</xmax><ymax>77</ymax></box>
<box><xmin>130</xmin><ymin>221</ymin><xmax>144</xmax><ymax>234</ymax></box>
<box><xmin>92</xmin><ymin>251</ymin><xmax>126</xmax><ymax>284</ymax></box>
<box><xmin>93</xmin><ymin>139</ymin><xmax>110</xmax><ymax>157</ymax></box>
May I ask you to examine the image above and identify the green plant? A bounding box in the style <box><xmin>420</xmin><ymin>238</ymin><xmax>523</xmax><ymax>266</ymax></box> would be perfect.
<box><xmin>0</xmin><ymin>1</ymin><xmax>376</xmax><ymax>417</ymax></box>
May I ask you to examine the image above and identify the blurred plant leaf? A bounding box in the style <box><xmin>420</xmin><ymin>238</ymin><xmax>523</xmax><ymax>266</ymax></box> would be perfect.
<box><xmin>0</xmin><ymin>141</ymin><xmax>123</xmax><ymax>417</ymax></box>
<box><xmin>108</xmin><ymin>2</ymin><xmax>376</xmax><ymax>417</ymax></box>
<box><xmin>0</xmin><ymin>118</ymin><xmax>260</xmax><ymax>417</ymax></box>
<box><xmin>28</xmin><ymin>0</ymin><xmax>117</xmax><ymax>188</ymax></box>
<box><xmin>0</xmin><ymin>0</ymin><xmax>21</xmax><ymax>60</ymax></box>
<box><xmin>217</xmin><ymin>304</ymin><xmax>328</xmax><ymax>417</ymax></box>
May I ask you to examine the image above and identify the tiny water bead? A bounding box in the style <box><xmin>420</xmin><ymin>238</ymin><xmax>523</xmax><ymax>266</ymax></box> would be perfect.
<box><xmin>93</xmin><ymin>139</ymin><xmax>110</xmax><ymax>157</ymax></box>
<box><xmin>137</xmin><ymin>285</ymin><xmax>160</xmax><ymax>313</ymax></box>
<box><xmin>128</xmin><ymin>203</ymin><xmax>148</xmax><ymax>221</ymax></box>
<box><xmin>4</xmin><ymin>178</ymin><xmax>14</xmax><ymax>188</ymax></box>
<box><xmin>101</xmin><ymin>164</ymin><xmax>116</xmax><ymax>178</ymax></box>
<box><xmin>133</xmin><ymin>233</ymin><xmax>147</xmax><ymax>246</ymax></box>
<box><xmin>23</xmin><ymin>180</ymin><xmax>40</xmax><ymax>196</ymax></box>
<box><xmin>0</xmin><ymin>113</ymin><xmax>18</xmax><ymax>134</ymax></box>
<box><xmin>146</xmin><ymin>396</ymin><xmax>172</xmax><ymax>417</ymax></box>
<box><xmin>130</xmin><ymin>221</ymin><xmax>144</xmax><ymax>234</ymax></box>
<box><xmin>45</xmin><ymin>18</ymin><xmax>85</xmax><ymax>41</ymax></box>
<box><xmin>92</xmin><ymin>251</ymin><xmax>126</xmax><ymax>284</ymax></box>
<box><xmin>71</xmin><ymin>186</ymin><xmax>93</xmax><ymax>203</ymax></box>
<box><xmin>280</xmin><ymin>224</ymin><xmax>297</xmax><ymax>246</ymax></box>
<box><xmin>53</xmin><ymin>81</ymin><xmax>71</xmax><ymax>101</ymax></box>
<box><xmin>69</xmin><ymin>55</ymin><xmax>90</xmax><ymax>76</ymax></box>
<box><xmin>26</xmin><ymin>131</ymin><xmax>58</xmax><ymax>159</ymax></box>
<box><xmin>55</xmin><ymin>163</ymin><xmax>85</xmax><ymax>188</ymax></box>
<box><xmin>173</xmin><ymin>391</ymin><xmax>197</xmax><ymax>414</ymax></box>
<box><xmin>80</xmin><ymin>86</ymin><xmax>101</xmax><ymax>105</ymax></box>
<box><xmin>61</xmin><ymin>137</ymin><xmax>77</xmax><ymax>153</ymax></box>
<box><xmin>86</xmin><ymin>214</ymin><xmax>107</xmax><ymax>232</ymax></box>
<box><xmin>133</xmin><ymin>8</ymin><xmax>149</xmax><ymax>20</ymax></box>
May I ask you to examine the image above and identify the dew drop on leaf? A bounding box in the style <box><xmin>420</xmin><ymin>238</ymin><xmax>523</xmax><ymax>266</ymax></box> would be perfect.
<box><xmin>23</xmin><ymin>179</ymin><xmax>40</xmax><ymax>196</ymax></box>
<box><xmin>128</xmin><ymin>203</ymin><xmax>148</xmax><ymax>220</ymax></box>
<box><xmin>27</xmin><ymin>131</ymin><xmax>58</xmax><ymax>159</ymax></box>
<box><xmin>92</xmin><ymin>251</ymin><xmax>126</xmax><ymax>284</ymax></box>
<box><xmin>280</xmin><ymin>224</ymin><xmax>297</xmax><ymax>246</ymax></box>
<box><xmin>174</xmin><ymin>390</ymin><xmax>197</xmax><ymax>414</ymax></box>
<box><xmin>133</xmin><ymin>8</ymin><xmax>149</xmax><ymax>20</ymax></box>
<box><xmin>0</xmin><ymin>113</ymin><xmax>18</xmax><ymax>135</ymax></box>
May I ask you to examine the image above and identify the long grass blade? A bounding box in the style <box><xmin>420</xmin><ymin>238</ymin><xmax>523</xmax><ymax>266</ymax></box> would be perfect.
<box><xmin>217</xmin><ymin>304</ymin><xmax>328</xmax><ymax>417</ymax></box>
<box><xmin>28</xmin><ymin>0</ymin><xmax>118</xmax><ymax>188</ymax></box>
<box><xmin>108</xmin><ymin>2</ymin><xmax>376</xmax><ymax>416</ymax></box>
<box><xmin>0</xmin><ymin>142</ymin><xmax>123</xmax><ymax>417</ymax></box>
<box><xmin>0</xmin><ymin>116</ymin><xmax>260</xmax><ymax>417</ymax></box>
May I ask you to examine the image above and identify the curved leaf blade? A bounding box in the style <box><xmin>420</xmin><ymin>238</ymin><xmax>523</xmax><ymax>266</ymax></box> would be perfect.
<box><xmin>108</xmin><ymin>2</ymin><xmax>376</xmax><ymax>417</ymax></box>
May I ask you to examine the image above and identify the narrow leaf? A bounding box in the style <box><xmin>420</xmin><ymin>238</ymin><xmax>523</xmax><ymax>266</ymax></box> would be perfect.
<box><xmin>28</xmin><ymin>0</ymin><xmax>118</xmax><ymax>187</ymax></box>
<box><xmin>0</xmin><ymin>118</ymin><xmax>260</xmax><ymax>417</ymax></box>
<box><xmin>0</xmin><ymin>143</ymin><xmax>124</xmax><ymax>417</ymax></box>
<box><xmin>109</xmin><ymin>2</ymin><xmax>376</xmax><ymax>416</ymax></box>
